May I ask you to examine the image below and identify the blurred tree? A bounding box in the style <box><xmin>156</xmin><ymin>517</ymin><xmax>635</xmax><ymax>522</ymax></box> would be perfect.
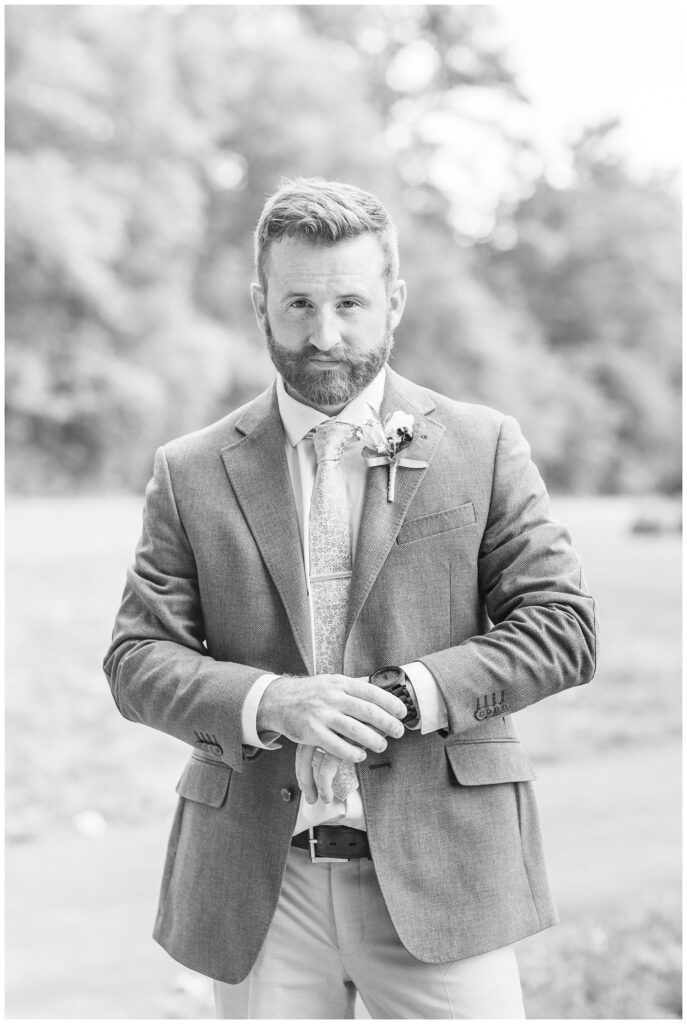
<box><xmin>5</xmin><ymin>7</ymin><xmax>680</xmax><ymax>494</ymax></box>
<box><xmin>6</xmin><ymin>6</ymin><xmax>242</xmax><ymax>489</ymax></box>
<box><xmin>299</xmin><ymin>4</ymin><xmax>536</xmax><ymax>236</ymax></box>
<box><xmin>486</xmin><ymin>121</ymin><xmax>681</xmax><ymax>492</ymax></box>
<box><xmin>392</xmin><ymin>217</ymin><xmax>573</xmax><ymax>474</ymax></box>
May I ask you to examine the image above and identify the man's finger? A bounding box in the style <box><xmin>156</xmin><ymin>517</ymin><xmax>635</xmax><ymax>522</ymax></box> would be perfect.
<box><xmin>295</xmin><ymin>743</ymin><xmax>319</xmax><ymax>804</ymax></box>
<box><xmin>344</xmin><ymin>677</ymin><xmax>408</xmax><ymax>720</ymax></box>
<box><xmin>313</xmin><ymin>753</ymin><xmax>340</xmax><ymax>803</ymax></box>
<box><xmin>327</xmin><ymin>713</ymin><xmax>392</xmax><ymax>753</ymax></box>
<box><xmin>339</xmin><ymin>694</ymin><xmax>406</xmax><ymax>740</ymax></box>
<box><xmin>307</xmin><ymin>728</ymin><xmax>368</xmax><ymax>763</ymax></box>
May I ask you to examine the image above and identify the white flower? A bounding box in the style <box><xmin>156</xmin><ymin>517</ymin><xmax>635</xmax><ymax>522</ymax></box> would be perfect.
<box><xmin>358</xmin><ymin>409</ymin><xmax>388</xmax><ymax>451</ymax></box>
<box><xmin>384</xmin><ymin>411</ymin><xmax>414</xmax><ymax>442</ymax></box>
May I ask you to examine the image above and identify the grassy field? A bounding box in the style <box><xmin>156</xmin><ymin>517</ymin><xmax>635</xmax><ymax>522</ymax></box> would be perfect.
<box><xmin>5</xmin><ymin>493</ymin><xmax>682</xmax><ymax>1018</ymax></box>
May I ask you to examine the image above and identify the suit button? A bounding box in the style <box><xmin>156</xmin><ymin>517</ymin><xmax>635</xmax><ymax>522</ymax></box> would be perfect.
<box><xmin>475</xmin><ymin>707</ymin><xmax>488</xmax><ymax>721</ymax></box>
<box><xmin>280</xmin><ymin>788</ymin><xmax>292</xmax><ymax>802</ymax></box>
<box><xmin>209</xmin><ymin>744</ymin><xmax>223</xmax><ymax>756</ymax></box>
<box><xmin>492</xmin><ymin>704</ymin><xmax>502</xmax><ymax>715</ymax></box>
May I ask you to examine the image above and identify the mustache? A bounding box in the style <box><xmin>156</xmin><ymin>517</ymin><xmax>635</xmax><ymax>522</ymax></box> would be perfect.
<box><xmin>295</xmin><ymin>346</ymin><xmax>355</xmax><ymax>366</ymax></box>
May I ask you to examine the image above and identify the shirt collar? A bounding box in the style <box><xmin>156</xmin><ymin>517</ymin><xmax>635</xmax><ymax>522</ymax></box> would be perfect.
<box><xmin>276</xmin><ymin>368</ymin><xmax>386</xmax><ymax>447</ymax></box>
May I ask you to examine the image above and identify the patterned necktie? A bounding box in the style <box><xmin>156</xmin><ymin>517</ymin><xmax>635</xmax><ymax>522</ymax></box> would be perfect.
<box><xmin>310</xmin><ymin>420</ymin><xmax>359</xmax><ymax>801</ymax></box>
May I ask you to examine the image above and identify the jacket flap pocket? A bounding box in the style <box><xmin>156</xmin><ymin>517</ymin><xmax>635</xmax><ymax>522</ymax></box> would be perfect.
<box><xmin>446</xmin><ymin>741</ymin><xmax>536</xmax><ymax>785</ymax></box>
<box><xmin>397</xmin><ymin>502</ymin><xmax>476</xmax><ymax>545</ymax></box>
<box><xmin>176</xmin><ymin>756</ymin><xmax>231</xmax><ymax>807</ymax></box>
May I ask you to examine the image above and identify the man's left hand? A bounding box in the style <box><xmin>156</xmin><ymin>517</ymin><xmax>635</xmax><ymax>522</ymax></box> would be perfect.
<box><xmin>295</xmin><ymin>743</ymin><xmax>343</xmax><ymax>804</ymax></box>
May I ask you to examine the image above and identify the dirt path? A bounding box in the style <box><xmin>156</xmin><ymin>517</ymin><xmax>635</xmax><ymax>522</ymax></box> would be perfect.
<box><xmin>6</xmin><ymin>741</ymin><xmax>680</xmax><ymax>1018</ymax></box>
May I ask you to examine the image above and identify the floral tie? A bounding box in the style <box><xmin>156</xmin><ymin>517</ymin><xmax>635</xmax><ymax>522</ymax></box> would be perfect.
<box><xmin>309</xmin><ymin>420</ymin><xmax>359</xmax><ymax>800</ymax></box>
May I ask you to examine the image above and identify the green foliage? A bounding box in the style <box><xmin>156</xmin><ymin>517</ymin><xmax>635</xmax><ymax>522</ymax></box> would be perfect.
<box><xmin>5</xmin><ymin>7</ymin><xmax>681</xmax><ymax>493</ymax></box>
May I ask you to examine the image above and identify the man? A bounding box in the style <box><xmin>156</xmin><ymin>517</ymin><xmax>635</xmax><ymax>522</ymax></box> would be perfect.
<box><xmin>104</xmin><ymin>178</ymin><xmax>597</xmax><ymax>1019</ymax></box>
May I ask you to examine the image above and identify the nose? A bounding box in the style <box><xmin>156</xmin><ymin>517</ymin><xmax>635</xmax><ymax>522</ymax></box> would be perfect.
<box><xmin>310</xmin><ymin>309</ymin><xmax>341</xmax><ymax>352</ymax></box>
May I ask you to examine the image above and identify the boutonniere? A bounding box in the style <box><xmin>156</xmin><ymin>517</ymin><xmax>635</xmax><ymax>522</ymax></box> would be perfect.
<box><xmin>357</xmin><ymin>406</ymin><xmax>428</xmax><ymax>502</ymax></box>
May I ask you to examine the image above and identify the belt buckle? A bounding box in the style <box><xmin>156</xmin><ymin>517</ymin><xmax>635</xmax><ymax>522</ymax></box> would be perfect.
<box><xmin>308</xmin><ymin>826</ymin><xmax>349</xmax><ymax>864</ymax></box>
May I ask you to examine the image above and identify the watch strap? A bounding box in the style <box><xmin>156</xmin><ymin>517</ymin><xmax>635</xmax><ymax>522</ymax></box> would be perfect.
<box><xmin>369</xmin><ymin>665</ymin><xmax>420</xmax><ymax>727</ymax></box>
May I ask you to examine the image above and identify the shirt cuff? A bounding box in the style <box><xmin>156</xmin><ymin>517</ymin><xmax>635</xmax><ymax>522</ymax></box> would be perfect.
<box><xmin>241</xmin><ymin>674</ymin><xmax>283</xmax><ymax>750</ymax></box>
<box><xmin>402</xmin><ymin>662</ymin><xmax>449</xmax><ymax>734</ymax></box>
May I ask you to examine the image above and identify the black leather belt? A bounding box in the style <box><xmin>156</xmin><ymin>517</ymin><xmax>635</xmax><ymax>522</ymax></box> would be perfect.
<box><xmin>291</xmin><ymin>825</ymin><xmax>371</xmax><ymax>863</ymax></box>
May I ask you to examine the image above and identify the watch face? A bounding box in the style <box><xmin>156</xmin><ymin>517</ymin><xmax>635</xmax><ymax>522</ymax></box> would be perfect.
<box><xmin>374</xmin><ymin>667</ymin><xmax>403</xmax><ymax>685</ymax></box>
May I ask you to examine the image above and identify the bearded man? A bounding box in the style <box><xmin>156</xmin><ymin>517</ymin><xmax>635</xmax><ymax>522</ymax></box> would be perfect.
<box><xmin>104</xmin><ymin>178</ymin><xmax>597</xmax><ymax>1019</ymax></box>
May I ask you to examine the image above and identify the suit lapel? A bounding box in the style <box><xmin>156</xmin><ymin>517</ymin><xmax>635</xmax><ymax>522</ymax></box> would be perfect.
<box><xmin>220</xmin><ymin>386</ymin><xmax>314</xmax><ymax>674</ymax></box>
<box><xmin>345</xmin><ymin>369</ymin><xmax>445</xmax><ymax>640</ymax></box>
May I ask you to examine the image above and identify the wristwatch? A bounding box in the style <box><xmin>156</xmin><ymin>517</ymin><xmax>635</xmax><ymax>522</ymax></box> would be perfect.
<box><xmin>369</xmin><ymin>665</ymin><xmax>420</xmax><ymax>728</ymax></box>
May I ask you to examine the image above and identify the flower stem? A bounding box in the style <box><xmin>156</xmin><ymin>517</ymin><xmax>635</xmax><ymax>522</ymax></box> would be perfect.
<box><xmin>387</xmin><ymin>462</ymin><xmax>398</xmax><ymax>502</ymax></box>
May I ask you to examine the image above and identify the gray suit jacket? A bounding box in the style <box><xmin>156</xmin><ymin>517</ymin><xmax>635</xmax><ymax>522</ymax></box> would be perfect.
<box><xmin>104</xmin><ymin>367</ymin><xmax>597</xmax><ymax>984</ymax></box>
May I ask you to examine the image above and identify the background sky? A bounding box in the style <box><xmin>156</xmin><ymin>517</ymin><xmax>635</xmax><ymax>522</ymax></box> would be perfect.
<box><xmin>496</xmin><ymin>3</ymin><xmax>683</xmax><ymax>176</ymax></box>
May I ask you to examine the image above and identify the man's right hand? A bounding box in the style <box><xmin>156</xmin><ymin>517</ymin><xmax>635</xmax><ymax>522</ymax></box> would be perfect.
<box><xmin>256</xmin><ymin>674</ymin><xmax>407</xmax><ymax>761</ymax></box>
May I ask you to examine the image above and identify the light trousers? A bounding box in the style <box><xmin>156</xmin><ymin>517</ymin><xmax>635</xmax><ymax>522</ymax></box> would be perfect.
<box><xmin>214</xmin><ymin>846</ymin><xmax>525</xmax><ymax>1019</ymax></box>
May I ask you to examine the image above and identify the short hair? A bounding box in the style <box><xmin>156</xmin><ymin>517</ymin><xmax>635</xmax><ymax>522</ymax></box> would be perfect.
<box><xmin>254</xmin><ymin>177</ymin><xmax>399</xmax><ymax>291</ymax></box>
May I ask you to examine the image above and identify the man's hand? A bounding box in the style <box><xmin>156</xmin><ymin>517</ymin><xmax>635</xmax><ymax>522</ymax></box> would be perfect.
<box><xmin>257</xmin><ymin>674</ymin><xmax>407</xmax><ymax>762</ymax></box>
<box><xmin>295</xmin><ymin>744</ymin><xmax>345</xmax><ymax>805</ymax></box>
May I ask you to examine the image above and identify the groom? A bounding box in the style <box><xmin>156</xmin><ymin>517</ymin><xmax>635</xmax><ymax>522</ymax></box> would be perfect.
<box><xmin>104</xmin><ymin>177</ymin><xmax>597</xmax><ymax>1018</ymax></box>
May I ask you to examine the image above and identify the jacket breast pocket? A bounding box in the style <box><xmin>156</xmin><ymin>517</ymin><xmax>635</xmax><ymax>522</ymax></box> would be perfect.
<box><xmin>445</xmin><ymin>740</ymin><xmax>536</xmax><ymax>785</ymax></box>
<box><xmin>176</xmin><ymin>755</ymin><xmax>232</xmax><ymax>807</ymax></box>
<box><xmin>397</xmin><ymin>502</ymin><xmax>476</xmax><ymax>545</ymax></box>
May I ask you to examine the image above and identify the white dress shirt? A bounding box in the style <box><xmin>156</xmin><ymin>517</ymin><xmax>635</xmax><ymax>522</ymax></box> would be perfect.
<box><xmin>240</xmin><ymin>369</ymin><xmax>449</xmax><ymax>831</ymax></box>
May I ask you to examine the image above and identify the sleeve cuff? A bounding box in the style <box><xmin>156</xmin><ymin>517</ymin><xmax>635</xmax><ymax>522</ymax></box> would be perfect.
<box><xmin>241</xmin><ymin>674</ymin><xmax>283</xmax><ymax>750</ymax></box>
<box><xmin>402</xmin><ymin>662</ymin><xmax>450</xmax><ymax>734</ymax></box>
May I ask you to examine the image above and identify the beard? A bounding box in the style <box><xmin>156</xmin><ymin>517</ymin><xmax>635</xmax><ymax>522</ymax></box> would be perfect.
<box><xmin>264</xmin><ymin>317</ymin><xmax>394</xmax><ymax>408</ymax></box>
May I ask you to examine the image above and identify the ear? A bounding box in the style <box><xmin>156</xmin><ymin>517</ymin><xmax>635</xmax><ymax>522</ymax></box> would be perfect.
<box><xmin>387</xmin><ymin>278</ymin><xmax>407</xmax><ymax>332</ymax></box>
<box><xmin>250</xmin><ymin>282</ymin><xmax>267</xmax><ymax>330</ymax></box>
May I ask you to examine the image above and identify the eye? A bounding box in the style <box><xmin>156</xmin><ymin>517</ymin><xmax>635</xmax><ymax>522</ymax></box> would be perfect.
<box><xmin>339</xmin><ymin>299</ymin><xmax>361</xmax><ymax>309</ymax></box>
<box><xmin>287</xmin><ymin>298</ymin><xmax>312</xmax><ymax>310</ymax></box>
